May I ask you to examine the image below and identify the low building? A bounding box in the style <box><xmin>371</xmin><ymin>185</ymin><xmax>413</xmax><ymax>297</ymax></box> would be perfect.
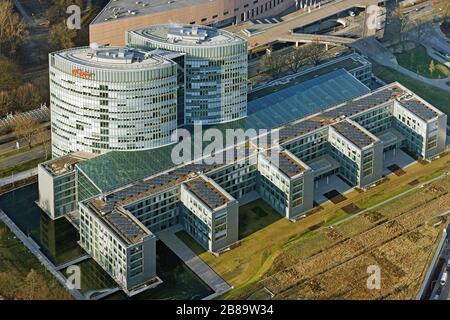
<box><xmin>38</xmin><ymin>67</ymin><xmax>447</xmax><ymax>295</ymax></box>
<box><xmin>89</xmin><ymin>0</ymin><xmax>296</xmax><ymax>46</ymax></box>
<box><xmin>180</xmin><ymin>175</ymin><xmax>239</xmax><ymax>253</ymax></box>
<box><xmin>37</xmin><ymin>152</ymin><xmax>96</xmax><ymax>220</ymax></box>
<box><xmin>79</xmin><ymin>199</ymin><xmax>158</xmax><ymax>296</ymax></box>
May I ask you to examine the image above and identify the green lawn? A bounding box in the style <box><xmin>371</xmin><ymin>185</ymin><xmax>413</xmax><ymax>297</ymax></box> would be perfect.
<box><xmin>372</xmin><ymin>62</ymin><xmax>450</xmax><ymax>122</ymax></box>
<box><xmin>175</xmin><ymin>231</ymin><xmax>206</xmax><ymax>256</ymax></box>
<box><xmin>0</xmin><ymin>156</ymin><xmax>47</xmax><ymax>178</ymax></box>
<box><xmin>396</xmin><ymin>46</ymin><xmax>450</xmax><ymax>79</ymax></box>
<box><xmin>0</xmin><ymin>222</ymin><xmax>72</xmax><ymax>299</ymax></box>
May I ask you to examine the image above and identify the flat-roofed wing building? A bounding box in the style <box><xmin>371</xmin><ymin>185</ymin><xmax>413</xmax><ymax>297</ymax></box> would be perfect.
<box><xmin>38</xmin><ymin>64</ymin><xmax>448</xmax><ymax>296</ymax></box>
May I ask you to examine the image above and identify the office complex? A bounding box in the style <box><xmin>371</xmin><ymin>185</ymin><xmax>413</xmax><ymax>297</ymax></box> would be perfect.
<box><xmin>128</xmin><ymin>25</ymin><xmax>248</xmax><ymax>124</ymax></box>
<box><xmin>39</xmin><ymin>59</ymin><xmax>447</xmax><ymax>294</ymax></box>
<box><xmin>49</xmin><ymin>47</ymin><xmax>179</xmax><ymax>157</ymax></box>
<box><xmin>90</xmin><ymin>0</ymin><xmax>295</xmax><ymax>46</ymax></box>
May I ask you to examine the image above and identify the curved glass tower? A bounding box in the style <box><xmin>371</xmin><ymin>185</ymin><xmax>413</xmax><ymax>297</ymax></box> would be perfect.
<box><xmin>49</xmin><ymin>47</ymin><xmax>178</xmax><ymax>157</ymax></box>
<box><xmin>127</xmin><ymin>25</ymin><xmax>248</xmax><ymax>125</ymax></box>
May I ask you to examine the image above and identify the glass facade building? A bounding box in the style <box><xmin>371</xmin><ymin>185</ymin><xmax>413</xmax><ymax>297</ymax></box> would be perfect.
<box><xmin>49</xmin><ymin>47</ymin><xmax>179</xmax><ymax>157</ymax></box>
<box><xmin>127</xmin><ymin>25</ymin><xmax>248</xmax><ymax>125</ymax></box>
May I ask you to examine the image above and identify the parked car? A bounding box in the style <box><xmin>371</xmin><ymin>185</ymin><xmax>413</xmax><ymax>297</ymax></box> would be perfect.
<box><xmin>440</xmin><ymin>271</ymin><xmax>448</xmax><ymax>287</ymax></box>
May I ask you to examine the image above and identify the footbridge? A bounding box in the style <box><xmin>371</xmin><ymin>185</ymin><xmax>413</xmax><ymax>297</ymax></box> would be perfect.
<box><xmin>225</xmin><ymin>0</ymin><xmax>384</xmax><ymax>52</ymax></box>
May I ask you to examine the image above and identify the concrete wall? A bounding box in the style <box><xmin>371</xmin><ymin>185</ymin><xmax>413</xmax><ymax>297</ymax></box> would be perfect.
<box><xmin>37</xmin><ymin>165</ymin><xmax>55</xmax><ymax>219</ymax></box>
<box><xmin>210</xmin><ymin>200</ymin><xmax>239</xmax><ymax>253</ymax></box>
<box><xmin>125</xmin><ymin>234</ymin><xmax>157</xmax><ymax>291</ymax></box>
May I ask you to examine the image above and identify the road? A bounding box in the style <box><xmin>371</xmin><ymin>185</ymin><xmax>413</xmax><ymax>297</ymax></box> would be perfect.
<box><xmin>12</xmin><ymin>0</ymin><xmax>36</xmax><ymax>27</ymax></box>
<box><xmin>428</xmin><ymin>220</ymin><xmax>450</xmax><ymax>300</ymax></box>
<box><xmin>0</xmin><ymin>145</ymin><xmax>46</xmax><ymax>171</ymax></box>
<box><xmin>225</xmin><ymin>0</ymin><xmax>380</xmax><ymax>50</ymax></box>
<box><xmin>351</xmin><ymin>37</ymin><xmax>450</xmax><ymax>93</ymax></box>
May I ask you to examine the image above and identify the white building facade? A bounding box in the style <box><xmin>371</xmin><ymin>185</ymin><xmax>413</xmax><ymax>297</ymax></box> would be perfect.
<box><xmin>127</xmin><ymin>25</ymin><xmax>248</xmax><ymax>125</ymax></box>
<box><xmin>49</xmin><ymin>47</ymin><xmax>179</xmax><ymax>157</ymax></box>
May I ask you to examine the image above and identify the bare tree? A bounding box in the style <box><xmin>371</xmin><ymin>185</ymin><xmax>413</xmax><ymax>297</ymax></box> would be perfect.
<box><xmin>48</xmin><ymin>22</ymin><xmax>77</xmax><ymax>51</ymax></box>
<box><xmin>261</xmin><ymin>52</ymin><xmax>285</xmax><ymax>77</ymax></box>
<box><xmin>307</xmin><ymin>40</ymin><xmax>326</xmax><ymax>66</ymax></box>
<box><xmin>392</xmin><ymin>5</ymin><xmax>411</xmax><ymax>51</ymax></box>
<box><xmin>0</xmin><ymin>0</ymin><xmax>29</xmax><ymax>56</ymax></box>
<box><xmin>414</xmin><ymin>20</ymin><xmax>432</xmax><ymax>43</ymax></box>
<box><xmin>36</xmin><ymin>127</ymin><xmax>50</xmax><ymax>160</ymax></box>
<box><xmin>287</xmin><ymin>45</ymin><xmax>311</xmax><ymax>73</ymax></box>
<box><xmin>11</xmin><ymin>117</ymin><xmax>40</xmax><ymax>149</ymax></box>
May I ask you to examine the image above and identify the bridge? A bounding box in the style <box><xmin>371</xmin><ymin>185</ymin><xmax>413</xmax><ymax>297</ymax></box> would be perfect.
<box><xmin>278</xmin><ymin>32</ymin><xmax>357</xmax><ymax>46</ymax></box>
<box><xmin>225</xmin><ymin>0</ymin><xmax>384</xmax><ymax>52</ymax></box>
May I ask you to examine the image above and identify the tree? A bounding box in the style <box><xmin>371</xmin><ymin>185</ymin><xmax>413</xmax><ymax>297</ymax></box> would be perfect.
<box><xmin>429</xmin><ymin>60</ymin><xmax>436</xmax><ymax>76</ymax></box>
<box><xmin>48</xmin><ymin>22</ymin><xmax>78</xmax><ymax>51</ymax></box>
<box><xmin>392</xmin><ymin>5</ymin><xmax>411</xmax><ymax>51</ymax></box>
<box><xmin>0</xmin><ymin>0</ymin><xmax>29</xmax><ymax>57</ymax></box>
<box><xmin>46</xmin><ymin>0</ymin><xmax>84</xmax><ymax>25</ymax></box>
<box><xmin>13</xmin><ymin>83</ymin><xmax>42</xmax><ymax>112</ymax></box>
<box><xmin>36</xmin><ymin>127</ymin><xmax>50</xmax><ymax>160</ymax></box>
<box><xmin>11</xmin><ymin>117</ymin><xmax>40</xmax><ymax>149</ymax></box>
<box><xmin>0</xmin><ymin>56</ymin><xmax>21</xmax><ymax>91</ymax></box>
<box><xmin>261</xmin><ymin>52</ymin><xmax>285</xmax><ymax>77</ymax></box>
<box><xmin>307</xmin><ymin>40</ymin><xmax>325</xmax><ymax>66</ymax></box>
<box><xmin>287</xmin><ymin>45</ymin><xmax>311</xmax><ymax>73</ymax></box>
<box><xmin>0</xmin><ymin>91</ymin><xmax>14</xmax><ymax>117</ymax></box>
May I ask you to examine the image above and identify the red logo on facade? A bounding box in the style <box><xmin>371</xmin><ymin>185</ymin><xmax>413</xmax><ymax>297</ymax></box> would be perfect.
<box><xmin>72</xmin><ymin>69</ymin><xmax>93</xmax><ymax>78</ymax></box>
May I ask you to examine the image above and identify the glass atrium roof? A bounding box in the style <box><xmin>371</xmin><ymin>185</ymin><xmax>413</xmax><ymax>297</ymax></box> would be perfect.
<box><xmin>77</xmin><ymin>69</ymin><xmax>370</xmax><ymax>192</ymax></box>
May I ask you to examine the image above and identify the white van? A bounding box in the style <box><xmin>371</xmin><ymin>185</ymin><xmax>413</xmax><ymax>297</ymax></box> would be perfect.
<box><xmin>440</xmin><ymin>271</ymin><xmax>448</xmax><ymax>287</ymax></box>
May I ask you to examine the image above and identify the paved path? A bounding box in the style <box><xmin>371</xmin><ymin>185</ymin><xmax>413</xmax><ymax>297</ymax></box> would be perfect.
<box><xmin>0</xmin><ymin>208</ymin><xmax>85</xmax><ymax>300</ymax></box>
<box><xmin>0</xmin><ymin>146</ymin><xmax>45</xmax><ymax>171</ymax></box>
<box><xmin>12</xmin><ymin>0</ymin><xmax>36</xmax><ymax>27</ymax></box>
<box><xmin>330</xmin><ymin>168</ymin><xmax>450</xmax><ymax>229</ymax></box>
<box><xmin>0</xmin><ymin>168</ymin><xmax>37</xmax><ymax>187</ymax></box>
<box><xmin>351</xmin><ymin>37</ymin><xmax>450</xmax><ymax>93</ymax></box>
<box><xmin>157</xmin><ymin>225</ymin><xmax>232</xmax><ymax>299</ymax></box>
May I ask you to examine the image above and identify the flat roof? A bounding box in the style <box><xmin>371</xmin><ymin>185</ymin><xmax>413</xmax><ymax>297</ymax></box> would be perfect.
<box><xmin>400</xmin><ymin>98</ymin><xmax>439</xmax><ymax>121</ymax></box>
<box><xmin>184</xmin><ymin>177</ymin><xmax>230</xmax><ymax>210</ymax></box>
<box><xmin>248</xmin><ymin>52</ymin><xmax>370</xmax><ymax>101</ymax></box>
<box><xmin>92</xmin><ymin>0</ymin><xmax>214</xmax><ymax>24</ymax></box>
<box><xmin>77</xmin><ymin>69</ymin><xmax>369</xmax><ymax>192</ymax></box>
<box><xmin>88</xmin><ymin>200</ymin><xmax>150</xmax><ymax>245</ymax></box>
<box><xmin>376</xmin><ymin>127</ymin><xmax>405</xmax><ymax>146</ymax></box>
<box><xmin>332</xmin><ymin>120</ymin><xmax>377</xmax><ymax>149</ymax></box>
<box><xmin>278</xmin><ymin>85</ymin><xmax>404</xmax><ymax>143</ymax></box>
<box><xmin>129</xmin><ymin>24</ymin><xmax>244</xmax><ymax>47</ymax></box>
<box><xmin>42</xmin><ymin>151</ymin><xmax>96</xmax><ymax>176</ymax></box>
<box><xmin>53</xmin><ymin>47</ymin><xmax>173</xmax><ymax>70</ymax></box>
<box><xmin>278</xmin><ymin>151</ymin><xmax>305</xmax><ymax>177</ymax></box>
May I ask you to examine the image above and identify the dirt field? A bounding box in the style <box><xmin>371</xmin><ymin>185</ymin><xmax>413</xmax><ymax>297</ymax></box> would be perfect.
<box><xmin>249</xmin><ymin>176</ymin><xmax>450</xmax><ymax>300</ymax></box>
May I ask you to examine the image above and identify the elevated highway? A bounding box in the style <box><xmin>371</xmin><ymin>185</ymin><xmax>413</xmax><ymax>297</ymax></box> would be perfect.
<box><xmin>278</xmin><ymin>32</ymin><xmax>357</xmax><ymax>46</ymax></box>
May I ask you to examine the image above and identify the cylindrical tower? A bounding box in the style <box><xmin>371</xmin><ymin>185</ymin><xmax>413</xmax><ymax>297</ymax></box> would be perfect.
<box><xmin>49</xmin><ymin>46</ymin><xmax>179</xmax><ymax>157</ymax></box>
<box><xmin>127</xmin><ymin>24</ymin><xmax>248</xmax><ymax>125</ymax></box>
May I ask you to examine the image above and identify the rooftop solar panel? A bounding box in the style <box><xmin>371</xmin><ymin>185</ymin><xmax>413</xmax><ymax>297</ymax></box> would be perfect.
<box><xmin>332</xmin><ymin>121</ymin><xmax>375</xmax><ymax>149</ymax></box>
<box><xmin>185</xmin><ymin>177</ymin><xmax>229</xmax><ymax>210</ymax></box>
<box><xmin>401</xmin><ymin>99</ymin><xmax>438</xmax><ymax>121</ymax></box>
